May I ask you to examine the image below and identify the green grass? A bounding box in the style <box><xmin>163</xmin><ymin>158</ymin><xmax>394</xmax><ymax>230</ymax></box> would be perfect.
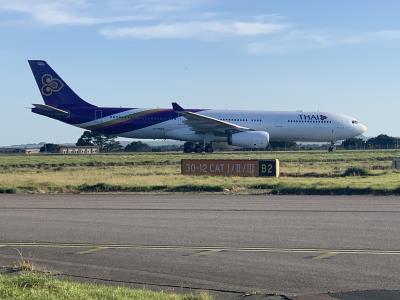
<box><xmin>0</xmin><ymin>150</ymin><xmax>400</xmax><ymax>195</ymax></box>
<box><xmin>0</xmin><ymin>272</ymin><xmax>211</xmax><ymax>300</ymax></box>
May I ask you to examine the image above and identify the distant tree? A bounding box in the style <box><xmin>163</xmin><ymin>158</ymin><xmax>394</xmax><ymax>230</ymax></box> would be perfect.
<box><xmin>103</xmin><ymin>140</ymin><xmax>124</xmax><ymax>152</ymax></box>
<box><xmin>40</xmin><ymin>143</ymin><xmax>60</xmax><ymax>153</ymax></box>
<box><xmin>124</xmin><ymin>141</ymin><xmax>152</xmax><ymax>152</ymax></box>
<box><xmin>366</xmin><ymin>134</ymin><xmax>398</xmax><ymax>149</ymax></box>
<box><xmin>76</xmin><ymin>131</ymin><xmax>95</xmax><ymax>146</ymax></box>
<box><xmin>76</xmin><ymin>131</ymin><xmax>123</xmax><ymax>152</ymax></box>
<box><xmin>341</xmin><ymin>138</ymin><xmax>366</xmax><ymax>150</ymax></box>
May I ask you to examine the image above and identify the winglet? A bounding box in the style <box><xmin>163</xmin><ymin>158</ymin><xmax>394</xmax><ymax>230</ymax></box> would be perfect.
<box><xmin>172</xmin><ymin>102</ymin><xmax>184</xmax><ymax>112</ymax></box>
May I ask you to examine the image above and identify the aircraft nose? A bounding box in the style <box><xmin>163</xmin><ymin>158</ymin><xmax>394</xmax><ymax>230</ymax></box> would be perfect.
<box><xmin>359</xmin><ymin>124</ymin><xmax>367</xmax><ymax>134</ymax></box>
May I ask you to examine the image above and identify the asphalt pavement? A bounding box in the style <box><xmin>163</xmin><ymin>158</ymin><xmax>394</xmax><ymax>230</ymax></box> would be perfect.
<box><xmin>0</xmin><ymin>194</ymin><xmax>399</xmax><ymax>299</ymax></box>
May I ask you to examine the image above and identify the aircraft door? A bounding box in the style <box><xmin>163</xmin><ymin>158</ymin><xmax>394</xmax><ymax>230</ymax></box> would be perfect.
<box><xmin>95</xmin><ymin>110</ymin><xmax>103</xmax><ymax>120</ymax></box>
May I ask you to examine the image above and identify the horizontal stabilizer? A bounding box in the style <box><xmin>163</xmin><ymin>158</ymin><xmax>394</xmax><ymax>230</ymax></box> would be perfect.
<box><xmin>32</xmin><ymin>103</ymin><xmax>70</xmax><ymax>118</ymax></box>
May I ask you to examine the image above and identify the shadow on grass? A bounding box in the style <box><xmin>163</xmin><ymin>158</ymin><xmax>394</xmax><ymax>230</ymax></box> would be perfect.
<box><xmin>77</xmin><ymin>183</ymin><xmax>224</xmax><ymax>193</ymax></box>
<box><xmin>0</xmin><ymin>187</ymin><xmax>16</xmax><ymax>194</ymax></box>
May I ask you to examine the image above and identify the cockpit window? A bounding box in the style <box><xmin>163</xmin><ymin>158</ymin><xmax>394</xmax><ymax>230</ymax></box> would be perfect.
<box><xmin>352</xmin><ymin>120</ymin><xmax>359</xmax><ymax>124</ymax></box>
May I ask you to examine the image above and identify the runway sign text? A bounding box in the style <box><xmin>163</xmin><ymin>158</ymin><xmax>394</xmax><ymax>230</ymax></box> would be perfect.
<box><xmin>181</xmin><ymin>159</ymin><xmax>279</xmax><ymax>177</ymax></box>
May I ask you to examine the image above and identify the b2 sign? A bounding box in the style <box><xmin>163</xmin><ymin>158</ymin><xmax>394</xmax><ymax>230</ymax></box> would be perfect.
<box><xmin>181</xmin><ymin>159</ymin><xmax>279</xmax><ymax>177</ymax></box>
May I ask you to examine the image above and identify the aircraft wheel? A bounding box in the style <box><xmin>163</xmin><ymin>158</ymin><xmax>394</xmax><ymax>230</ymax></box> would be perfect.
<box><xmin>194</xmin><ymin>145</ymin><xmax>204</xmax><ymax>153</ymax></box>
<box><xmin>205</xmin><ymin>145</ymin><xmax>214</xmax><ymax>153</ymax></box>
<box><xmin>183</xmin><ymin>142</ymin><xmax>194</xmax><ymax>153</ymax></box>
<box><xmin>328</xmin><ymin>141</ymin><xmax>336</xmax><ymax>152</ymax></box>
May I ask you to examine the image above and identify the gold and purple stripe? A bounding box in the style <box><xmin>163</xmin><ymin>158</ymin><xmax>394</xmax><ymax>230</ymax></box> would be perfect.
<box><xmin>84</xmin><ymin>108</ymin><xmax>168</xmax><ymax>131</ymax></box>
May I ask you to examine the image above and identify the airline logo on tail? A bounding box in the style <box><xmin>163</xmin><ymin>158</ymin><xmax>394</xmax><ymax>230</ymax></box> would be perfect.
<box><xmin>41</xmin><ymin>74</ymin><xmax>64</xmax><ymax>96</ymax></box>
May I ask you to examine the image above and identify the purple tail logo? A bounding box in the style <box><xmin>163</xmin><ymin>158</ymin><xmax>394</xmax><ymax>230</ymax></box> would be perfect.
<box><xmin>41</xmin><ymin>74</ymin><xmax>64</xmax><ymax>96</ymax></box>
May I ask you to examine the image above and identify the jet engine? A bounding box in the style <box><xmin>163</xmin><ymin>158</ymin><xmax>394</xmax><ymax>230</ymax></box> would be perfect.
<box><xmin>228</xmin><ymin>131</ymin><xmax>269</xmax><ymax>149</ymax></box>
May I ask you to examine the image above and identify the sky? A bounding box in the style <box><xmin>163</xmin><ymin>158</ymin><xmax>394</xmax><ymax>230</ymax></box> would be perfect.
<box><xmin>1</xmin><ymin>0</ymin><xmax>400</xmax><ymax>146</ymax></box>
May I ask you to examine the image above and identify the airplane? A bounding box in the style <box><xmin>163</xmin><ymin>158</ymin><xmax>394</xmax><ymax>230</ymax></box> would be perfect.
<box><xmin>28</xmin><ymin>60</ymin><xmax>367</xmax><ymax>153</ymax></box>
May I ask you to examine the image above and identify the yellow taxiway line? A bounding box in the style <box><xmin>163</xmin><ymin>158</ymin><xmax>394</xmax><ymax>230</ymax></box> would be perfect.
<box><xmin>311</xmin><ymin>252</ymin><xmax>339</xmax><ymax>260</ymax></box>
<box><xmin>75</xmin><ymin>247</ymin><xmax>108</xmax><ymax>255</ymax></box>
<box><xmin>0</xmin><ymin>242</ymin><xmax>399</xmax><ymax>257</ymax></box>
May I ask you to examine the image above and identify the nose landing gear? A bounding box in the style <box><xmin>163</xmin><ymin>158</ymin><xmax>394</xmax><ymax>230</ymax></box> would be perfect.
<box><xmin>328</xmin><ymin>141</ymin><xmax>336</xmax><ymax>152</ymax></box>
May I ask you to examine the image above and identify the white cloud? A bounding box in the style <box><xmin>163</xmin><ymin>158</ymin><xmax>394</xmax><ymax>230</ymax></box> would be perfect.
<box><xmin>0</xmin><ymin>0</ymin><xmax>84</xmax><ymax>25</ymax></box>
<box><xmin>106</xmin><ymin>0</ymin><xmax>209</xmax><ymax>14</ymax></box>
<box><xmin>371</xmin><ymin>30</ymin><xmax>400</xmax><ymax>40</ymax></box>
<box><xmin>245</xmin><ymin>30</ymin><xmax>333</xmax><ymax>54</ymax></box>
<box><xmin>1</xmin><ymin>0</ymin><xmax>400</xmax><ymax>54</ymax></box>
<box><xmin>0</xmin><ymin>0</ymin><xmax>154</xmax><ymax>25</ymax></box>
<box><xmin>233</xmin><ymin>22</ymin><xmax>288</xmax><ymax>36</ymax></box>
<box><xmin>0</xmin><ymin>0</ymin><xmax>219</xmax><ymax>26</ymax></box>
<box><xmin>100</xmin><ymin>20</ymin><xmax>289</xmax><ymax>40</ymax></box>
<box><xmin>245</xmin><ymin>29</ymin><xmax>400</xmax><ymax>55</ymax></box>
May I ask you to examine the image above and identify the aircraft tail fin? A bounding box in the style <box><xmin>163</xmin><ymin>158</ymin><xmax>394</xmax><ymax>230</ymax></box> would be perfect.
<box><xmin>28</xmin><ymin>60</ymin><xmax>95</xmax><ymax>108</ymax></box>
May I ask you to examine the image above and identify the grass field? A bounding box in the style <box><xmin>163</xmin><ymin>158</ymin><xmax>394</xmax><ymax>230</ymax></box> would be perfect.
<box><xmin>0</xmin><ymin>150</ymin><xmax>400</xmax><ymax>195</ymax></box>
<box><xmin>0</xmin><ymin>272</ymin><xmax>211</xmax><ymax>300</ymax></box>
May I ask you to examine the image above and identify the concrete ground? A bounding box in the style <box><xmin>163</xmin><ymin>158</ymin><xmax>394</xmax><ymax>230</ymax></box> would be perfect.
<box><xmin>0</xmin><ymin>194</ymin><xmax>399</xmax><ymax>299</ymax></box>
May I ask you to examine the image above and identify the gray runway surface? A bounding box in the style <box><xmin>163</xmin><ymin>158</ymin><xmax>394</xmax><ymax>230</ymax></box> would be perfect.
<box><xmin>0</xmin><ymin>194</ymin><xmax>400</xmax><ymax>299</ymax></box>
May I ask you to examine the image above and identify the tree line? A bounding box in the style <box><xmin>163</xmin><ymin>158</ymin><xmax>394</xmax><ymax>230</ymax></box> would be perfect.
<box><xmin>76</xmin><ymin>131</ymin><xmax>153</xmax><ymax>152</ymax></box>
<box><xmin>39</xmin><ymin>131</ymin><xmax>400</xmax><ymax>153</ymax></box>
<box><xmin>267</xmin><ymin>135</ymin><xmax>400</xmax><ymax>151</ymax></box>
<box><xmin>341</xmin><ymin>134</ymin><xmax>400</xmax><ymax>150</ymax></box>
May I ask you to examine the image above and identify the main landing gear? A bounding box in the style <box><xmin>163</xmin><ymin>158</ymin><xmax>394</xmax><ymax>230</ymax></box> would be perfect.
<box><xmin>328</xmin><ymin>141</ymin><xmax>336</xmax><ymax>152</ymax></box>
<box><xmin>183</xmin><ymin>142</ymin><xmax>194</xmax><ymax>153</ymax></box>
<box><xmin>183</xmin><ymin>142</ymin><xmax>214</xmax><ymax>153</ymax></box>
<box><xmin>204</xmin><ymin>144</ymin><xmax>214</xmax><ymax>153</ymax></box>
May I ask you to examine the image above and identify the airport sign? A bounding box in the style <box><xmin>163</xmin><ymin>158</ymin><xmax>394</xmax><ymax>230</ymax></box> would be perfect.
<box><xmin>181</xmin><ymin>159</ymin><xmax>279</xmax><ymax>177</ymax></box>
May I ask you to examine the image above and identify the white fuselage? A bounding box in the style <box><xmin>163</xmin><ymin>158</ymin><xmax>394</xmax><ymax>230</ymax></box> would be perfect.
<box><xmin>114</xmin><ymin>109</ymin><xmax>367</xmax><ymax>143</ymax></box>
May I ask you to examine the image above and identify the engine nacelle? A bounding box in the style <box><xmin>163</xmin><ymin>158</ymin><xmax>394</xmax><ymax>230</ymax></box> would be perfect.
<box><xmin>228</xmin><ymin>131</ymin><xmax>269</xmax><ymax>149</ymax></box>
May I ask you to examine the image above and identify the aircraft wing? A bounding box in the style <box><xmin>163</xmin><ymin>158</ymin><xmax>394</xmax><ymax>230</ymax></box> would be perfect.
<box><xmin>172</xmin><ymin>102</ymin><xmax>250</xmax><ymax>134</ymax></box>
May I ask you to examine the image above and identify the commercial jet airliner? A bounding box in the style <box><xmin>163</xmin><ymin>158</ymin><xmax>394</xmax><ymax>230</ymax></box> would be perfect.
<box><xmin>29</xmin><ymin>60</ymin><xmax>367</xmax><ymax>153</ymax></box>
